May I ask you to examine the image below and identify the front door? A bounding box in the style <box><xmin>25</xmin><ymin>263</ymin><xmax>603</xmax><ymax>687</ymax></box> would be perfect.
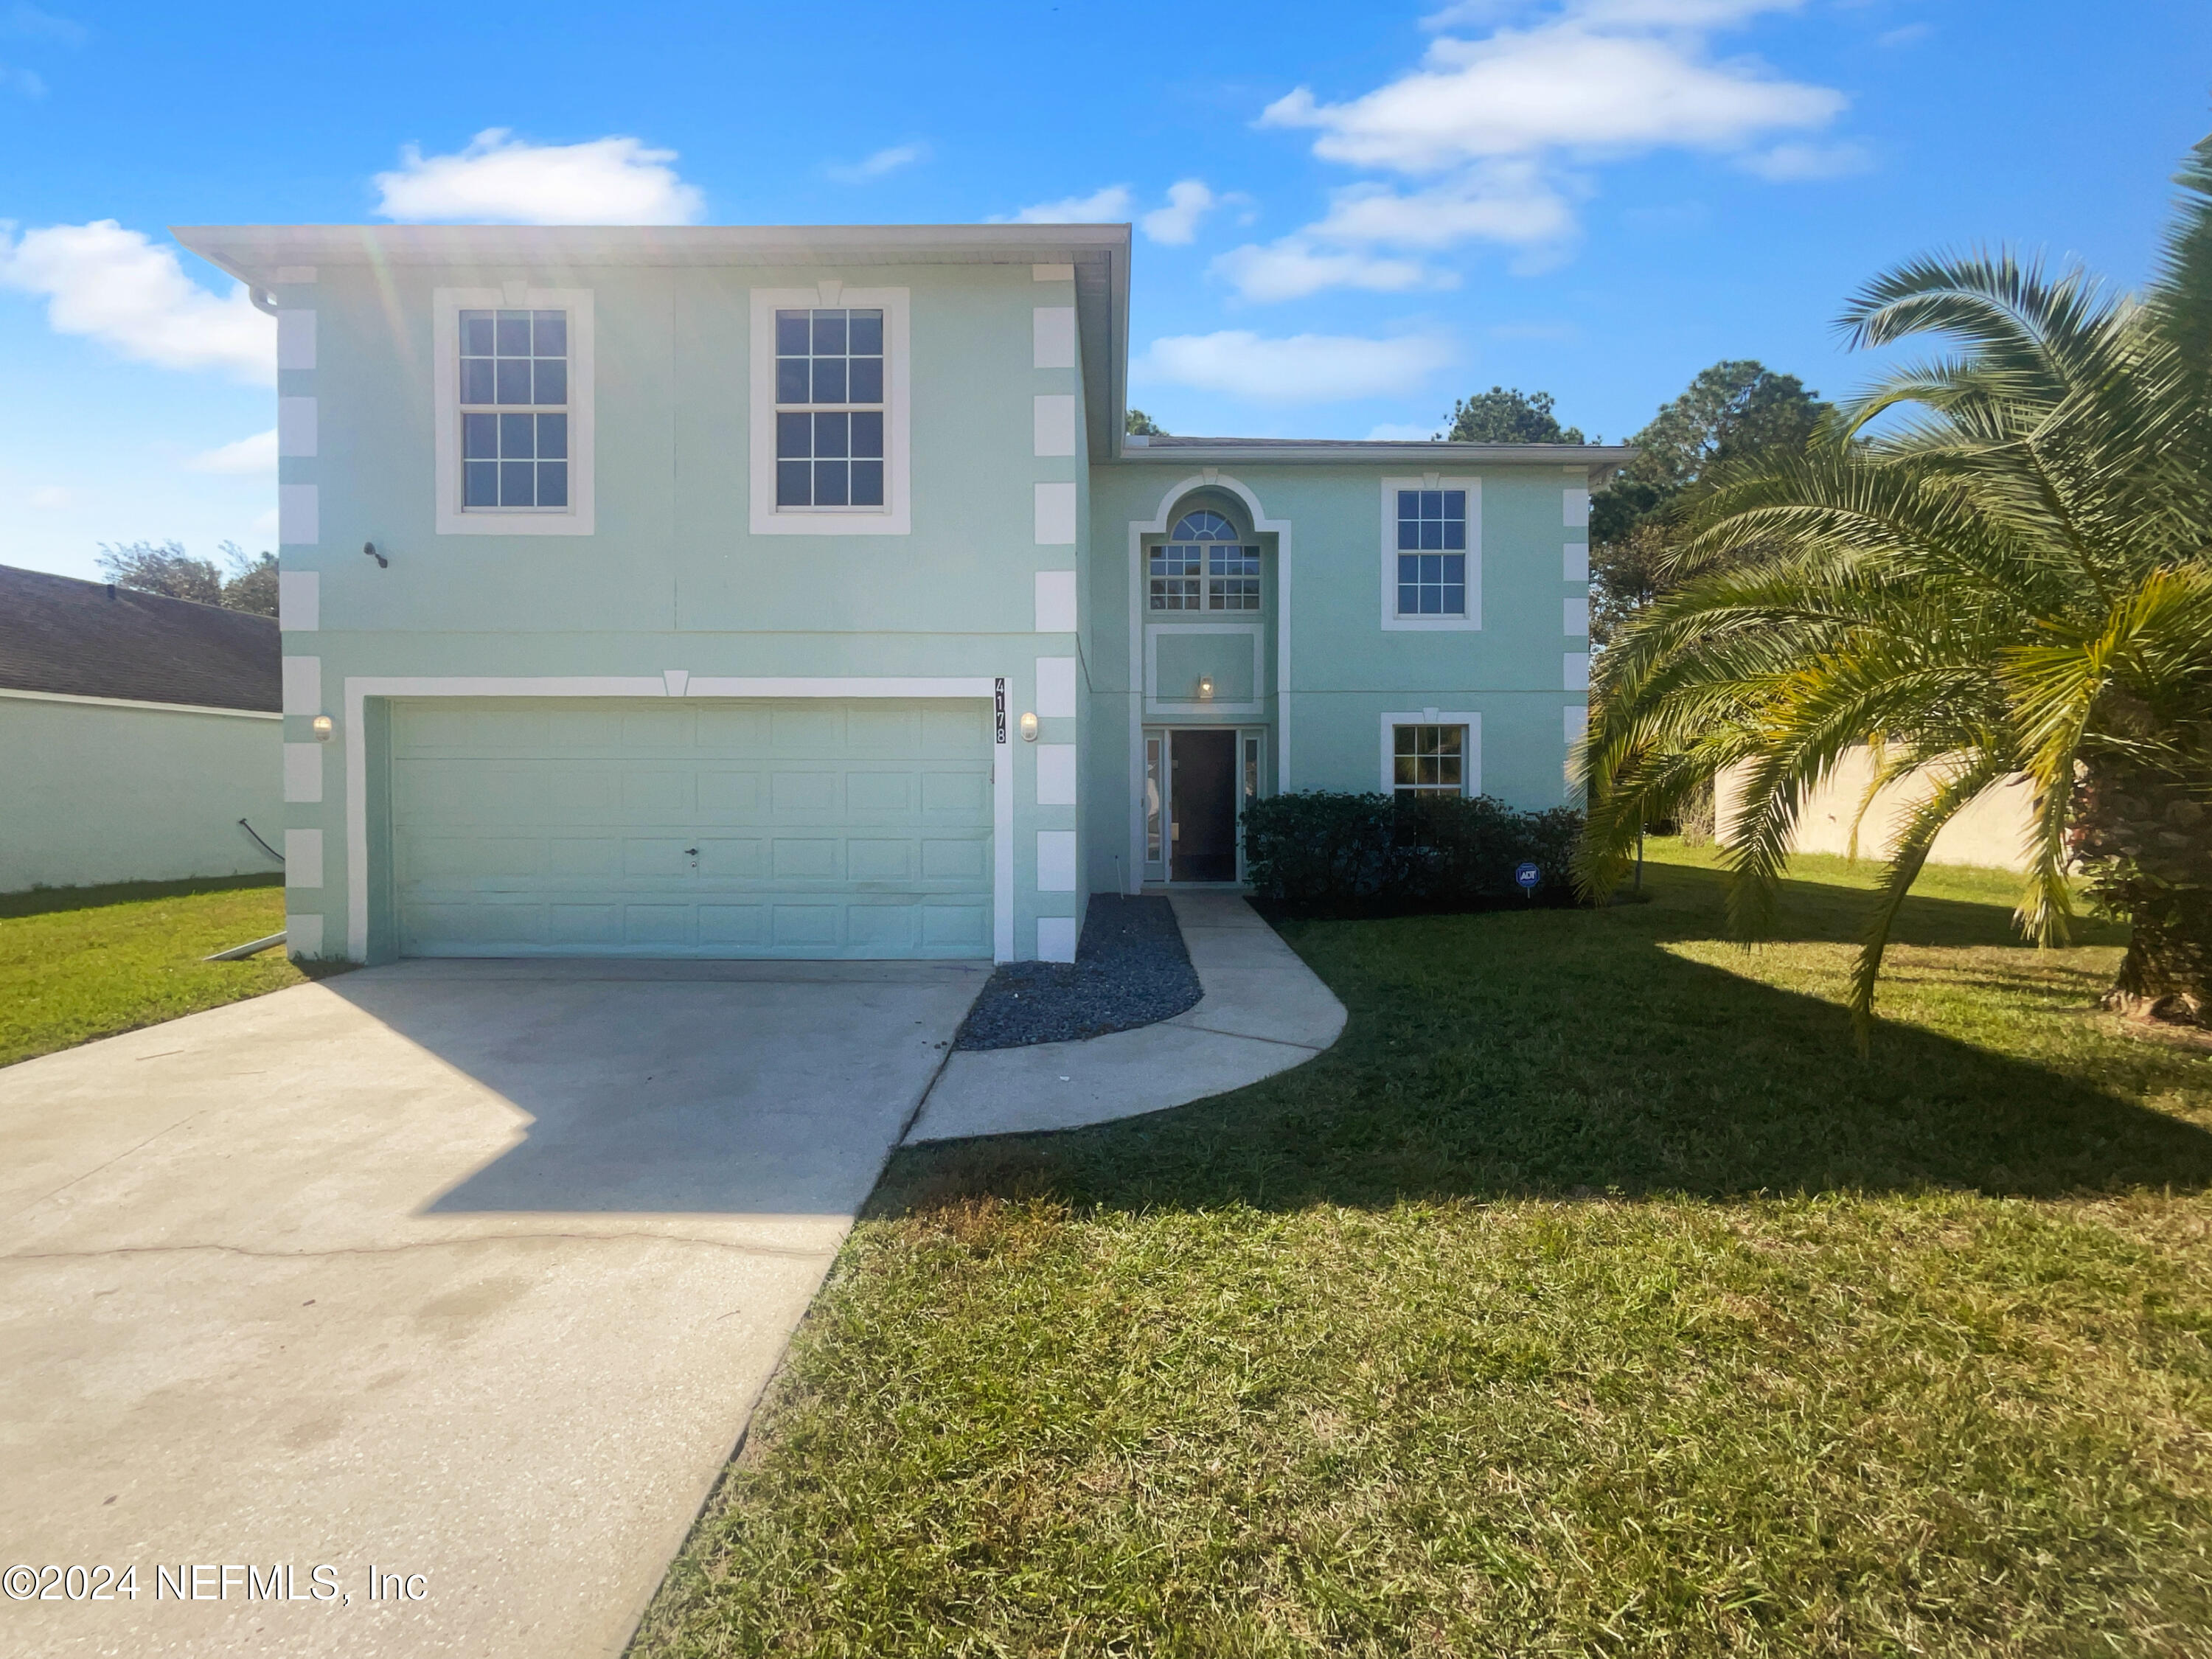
<box><xmin>1169</xmin><ymin>728</ymin><xmax>1238</xmax><ymax>883</ymax></box>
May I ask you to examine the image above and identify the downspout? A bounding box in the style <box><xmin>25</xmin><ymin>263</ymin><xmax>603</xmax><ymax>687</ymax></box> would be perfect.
<box><xmin>249</xmin><ymin>285</ymin><xmax>279</xmax><ymax>317</ymax></box>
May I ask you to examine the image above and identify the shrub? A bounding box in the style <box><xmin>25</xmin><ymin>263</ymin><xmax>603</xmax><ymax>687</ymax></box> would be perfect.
<box><xmin>1242</xmin><ymin>790</ymin><xmax>1585</xmax><ymax>917</ymax></box>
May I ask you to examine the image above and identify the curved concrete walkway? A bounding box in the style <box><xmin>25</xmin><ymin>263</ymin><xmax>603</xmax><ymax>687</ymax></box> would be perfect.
<box><xmin>904</xmin><ymin>891</ymin><xmax>1346</xmax><ymax>1143</ymax></box>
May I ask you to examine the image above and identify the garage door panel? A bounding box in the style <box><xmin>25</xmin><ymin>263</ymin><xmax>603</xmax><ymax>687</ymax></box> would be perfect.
<box><xmin>696</xmin><ymin>770</ymin><xmax>764</xmax><ymax>821</ymax></box>
<box><xmin>846</xmin><ymin>771</ymin><xmax>914</xmax><ymax>815</ymax></box>
<box><xmin>771</xmin><ymin>707</ymin><xmax>839</xmax><ymax>751</ymax></box>
<box><xmin>922</xmin><ymin>770</ymin><xmax>990</xmax><ymax>818</ymax></box>
<box><xmin>389</xmin><ymin>697</ymin><xmax>995</xmax><ymax>959</ymax></box>
<box><xmin>548</xmin><ymin>838</ymin><xmax>619</xmax><ymax>877</ymax></box>
<box><xmin>623</xmin><ymin>769</ymin><xmax>696</xmax><ymax>821</ymax></box>
<box><xmin>694</xmin><ymin>706</ymin><xmax>771</xmax><ymax>748</ymax></box>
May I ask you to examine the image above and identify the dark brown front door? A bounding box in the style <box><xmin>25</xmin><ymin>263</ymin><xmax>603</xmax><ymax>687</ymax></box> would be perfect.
<box><xmin>1171</xmin><ymin>728</ymin><xmax>1238</xmax><ymax>882</ymax></box>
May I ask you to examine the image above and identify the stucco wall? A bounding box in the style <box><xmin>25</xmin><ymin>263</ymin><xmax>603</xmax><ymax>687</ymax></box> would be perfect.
<box><xmin>1083</xmin><ymin>461</ymin><xmax>1590</xmax><ymax>892</ymax></box>
<box><xmin>0</xmin><ymin>692</ymin><xmax>283</xmax><ymax>892</ymax></box>
<box><xmin>274</xmin><ymin>258</ymin><xmax>1085</xmax><ymax>961</ymax></box>
<box><xmin>1715</xmin><ymin>748</ymin><xmax>2036</xmax><ymax>872</ymax></box>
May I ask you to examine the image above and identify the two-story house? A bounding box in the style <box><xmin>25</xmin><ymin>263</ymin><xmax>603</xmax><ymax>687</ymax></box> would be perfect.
<box><xmin>173</xmin><ymin>223</ymin><xmax>1628</xmax><ymax>964</ymax></box>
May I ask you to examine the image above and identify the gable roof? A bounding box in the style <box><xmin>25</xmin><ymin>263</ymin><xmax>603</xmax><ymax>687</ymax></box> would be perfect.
<box><xmin>0</xmin><ymin>564</ymin><xmax>280</xmax><ymax>712</ymax></box>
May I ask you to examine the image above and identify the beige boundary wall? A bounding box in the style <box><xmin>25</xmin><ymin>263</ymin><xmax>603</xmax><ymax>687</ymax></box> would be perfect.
<box><xmin>1</xmin><ymin>689</ymin><xmax>285</xmax><ymax>893</ymax></box>
<box><xmin>1715</xmin><ymin>745</ymin><xmax>2037</xmax><ymax>872</ymax></box>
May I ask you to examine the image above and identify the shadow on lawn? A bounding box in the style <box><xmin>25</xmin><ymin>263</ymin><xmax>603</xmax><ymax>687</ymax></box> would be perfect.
<box><xmin>870</xmin><ymin>862</ymin><xmax>2212</xmax><ymax>1217</ymax></box>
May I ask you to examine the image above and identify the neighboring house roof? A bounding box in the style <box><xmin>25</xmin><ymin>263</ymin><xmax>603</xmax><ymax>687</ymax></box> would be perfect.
<box><xmin>0</xmin><ymin>563</ymin><xmax>279</xmax><ymax>712</ymax></box>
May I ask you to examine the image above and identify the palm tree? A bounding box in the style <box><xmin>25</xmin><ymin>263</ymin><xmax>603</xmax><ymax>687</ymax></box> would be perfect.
<box><xmin>1574</xmin><ymin>133</ymin><xmax>2212</xmax><ymax>1038</ymax></box>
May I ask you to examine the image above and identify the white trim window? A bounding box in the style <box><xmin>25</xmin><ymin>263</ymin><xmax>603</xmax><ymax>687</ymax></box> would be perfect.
<box><xmin>750</xmin><ymin>286</ymin><xmax>911</xmax><ymax>535</ymax></box>
<box><xmin>1149</xmin><ymin>511</ymin><xmax>1260</xmax><ymax>612</ymax></box>
<box><xmin>434</xmin><ymin>288</ymin><xmax>594</xmax><ymax>535</ymax></box>
<box><xmin>1380</xmin><ymin>476</ymin><xmax>1480</xmax><ymax>630</ymax></box>
<box><xmin>1379</xmin><ymin>712</ymin><xmax>1482</xmax><ymax>796</ymax></box>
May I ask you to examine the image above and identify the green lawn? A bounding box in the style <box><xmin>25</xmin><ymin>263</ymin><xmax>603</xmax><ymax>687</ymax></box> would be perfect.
<box><xmin>1</xmin><ymin>874</ymin><xmax>320</xmax><ymax>1068</ymax></box>
<box><xmin>634</xmin><ymin>843</ymin><xmax>2212</xmax><ymax>1658</ymax></box>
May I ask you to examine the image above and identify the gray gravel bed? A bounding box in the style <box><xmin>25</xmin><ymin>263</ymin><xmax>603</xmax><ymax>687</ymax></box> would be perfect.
<box><xmin>953</xmin><ymin>894</ymin><xmax>1201</xmax><ymax>1050</ymax></box>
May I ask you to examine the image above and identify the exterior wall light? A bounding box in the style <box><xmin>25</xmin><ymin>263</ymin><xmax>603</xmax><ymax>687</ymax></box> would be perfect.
<box><xmin>1197</xmin><ymin>675</ymin><xmax>1215</xmax><ymax>701</ymax></box>
<box><xmin>1018</xmin><ymin>711</ymin><xmax>1040</xmax><ymax>742</ymax></box>
<box><xmin>310</xmin><ymin>714</ymin><xmax>335</xmax><ymax>742</ymax></box>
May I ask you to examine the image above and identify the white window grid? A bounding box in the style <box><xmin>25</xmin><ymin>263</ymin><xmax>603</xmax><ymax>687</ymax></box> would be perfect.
<box><xmin>773</xmin><ymin>307</ymin><xmax>887</xmax><ymax>512</ymax></box>
<box><xmin>1149</xmin><ymin>510</ymin><xmax>1262</xmax><ymax>611</ymax></box>
<box><xmin>1393</xmin><ymin>723</ymin><xmax>1467</xmax><ymax>795</ymax></box>
<box><xmin>457</xmin><ymin>307</ymin><xmax>569</xmax><ymax>513</ymax></box>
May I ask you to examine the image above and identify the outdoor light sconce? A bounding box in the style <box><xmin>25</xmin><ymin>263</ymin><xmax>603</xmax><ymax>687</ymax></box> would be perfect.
<box><xmin>1019</xmin><ymin>711</ymin><xmax>1040</xmax><ymax>742</ymax></box>
<box><xmin>310</xmin><ymin>714</ymin><xmax>335</xmax><ymax>742</ymax></box>
<box><xmin>1197</xmin><ymin>675</ymin><xmax>1216</xmax><ymax>701</ymax></box>
<box><xmin>364</xmin><ymin>540</ymin><xmax>388</xmax><ymax>568</ymax></box>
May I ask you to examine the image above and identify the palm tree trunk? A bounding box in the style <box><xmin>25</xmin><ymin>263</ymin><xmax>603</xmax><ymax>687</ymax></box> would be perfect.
<box><xmin>2076</xmin><ymin>756</ymin><xmax>2212</xmax><ymax>1025</ymax></box>
<box><xmin>2102</xmin><ymin>888</ymin><xmax>2212</xmax><ymax>1023</ymax></box>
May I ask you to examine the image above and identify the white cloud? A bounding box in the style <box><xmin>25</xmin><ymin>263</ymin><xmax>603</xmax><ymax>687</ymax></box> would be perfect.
<box><xmin>997</xmin><ymin>185</ymin><xmax>1134</xmax><ymax>224</ymax></box>
<box><xmin>373</xmin><ymin>129</ymin><xmax>704</xmax><ymax>224</ymax></box>
<box><xmin>1310</xmin><ymin>165</ymin><xmax>1576</xmax><ymax>249</ymax></box>
<box><xmin>1739</xmin><ymin>140</ymin><xmax>1871</xmax><ymax>181</ymax></box>
<box><xmin>1262</xmin><ymin>25</ymin><xmax>1843</xmax><ymax>172</ymax></box>
<box><xmin>1211</xmin><ymin>239</ymin><xmax>1444</xmax><ymax>303</ymax></box>
<box><xmin>1135</xmin><ymin>330</ymin><xmax>1455</xmax><ymax>403</ymax></box>
<box><xmin>252</xmin><ymin>507</ymin><xmax>279</xmax><ymax>535</ymax></box>
<box><xmin>1365</xmin><ymin>421</ymin><xmax>1436</xmax><ymax>440</ymax></box>
<box><xmin>27</xmin><ymin>484</ymin><xmax>70</xmax><ymax>509</ymax></box>
<box><xmin>1141</xmin><ymin>181</ymin><xmax>1222</xmax><ymax>245</ymax></box>
<box><xmin>1242</xmin><ymin>1</ymin><xmax>1851</xmax><ymax>293</ymax></box>
<box><xmin>827</xmin><ymin>142</ymin><xmax>928</xmax><ymax>184</ymax></box>
<box><xmin>0</xmin><ymin>220</ymin><xmax>274</xmax><ymax>383</ymax></box>
<box><xmin>188</xmin><ymin>428</ymin><xmax>278</xmax><ymax>475</ymax></box>
<box><xmin>6</xmin><ymin>3</ymin><xmax>88</xmax><ymax>44</ymax></box>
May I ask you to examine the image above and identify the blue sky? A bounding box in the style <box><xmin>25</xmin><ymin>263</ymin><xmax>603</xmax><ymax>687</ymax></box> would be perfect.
<box><xmin>1</xmin><ymin>0</ymin><xmax>2208</xmax><ymax>581</ymax></box>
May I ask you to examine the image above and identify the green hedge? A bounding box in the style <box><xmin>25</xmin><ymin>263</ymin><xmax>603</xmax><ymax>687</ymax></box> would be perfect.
<box><xmin>1242</xmin><ymin>790</ymin><xmax>1584</xmax><ymax>917</ymax></box>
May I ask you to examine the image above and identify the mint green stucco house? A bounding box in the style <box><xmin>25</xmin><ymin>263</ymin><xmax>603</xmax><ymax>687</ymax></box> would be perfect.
<box><xmin>173</xmin><ymin>223</ymin><xmax>1628</xmax><ymax>965</ymax></box>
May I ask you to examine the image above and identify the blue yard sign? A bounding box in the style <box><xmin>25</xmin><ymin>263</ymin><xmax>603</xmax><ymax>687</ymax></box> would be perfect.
<box><xmin>1514</xmin><ymin>861</ymin><xmax>1543</xmax><ymax>893</ymax></box>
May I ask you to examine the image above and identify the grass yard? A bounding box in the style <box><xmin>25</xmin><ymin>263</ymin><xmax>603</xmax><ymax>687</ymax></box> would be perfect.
<box><xmin>0</xmin><ymin>874</ymin><xmax>319</xmax><ymax>1068</ymax></box>
<box><xmin>635</xmin><ymin>843</ymin><xmax>2212</xmax><ymax>1658</ymax></box>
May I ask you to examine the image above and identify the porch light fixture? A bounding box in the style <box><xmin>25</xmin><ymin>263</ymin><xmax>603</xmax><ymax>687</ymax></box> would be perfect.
<box><xmin>1197</xmin><ymin>675</ymin><xmax>1215</xmax><ymax>701</ymax></box>
<box><xmin>1019</xmin><ymin>711</ymin><xmax>1040</xmax><ymax>742</ymax></box>
<box><xmin>310</xmin><ymin>714</ymin><xmax>334</xmax><ymax>742</ymax></box>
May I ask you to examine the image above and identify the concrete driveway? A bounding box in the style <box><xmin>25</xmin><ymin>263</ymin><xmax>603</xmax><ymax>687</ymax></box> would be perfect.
<box><xmin>0</xmin><ymin>956</ymin><xmax>985</xmax><ymax>1658</ymax></box>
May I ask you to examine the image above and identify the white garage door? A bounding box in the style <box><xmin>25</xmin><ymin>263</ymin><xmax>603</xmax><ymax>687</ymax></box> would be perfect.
<box><xmin>389</xmin><ymin>698</ymin><xmax>995</xmax><ymax>959</ymax></box>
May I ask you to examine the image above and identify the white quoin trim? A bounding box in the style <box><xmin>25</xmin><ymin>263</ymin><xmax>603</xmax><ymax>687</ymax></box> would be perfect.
<box><xmin>342</xmin><ymin>673</ymin><xmax>1012</xmax><ymax>963</ymax></box>
<box><xmin>1125</xmin><ymin>473</ymin><xmax>1293</xmax><ymax>891</ymax></box>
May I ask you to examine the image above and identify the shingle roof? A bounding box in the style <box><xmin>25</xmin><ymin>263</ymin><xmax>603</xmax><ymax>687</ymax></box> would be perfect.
<box><xmin>0</xmin><ymin>564</ymin><xmax>279</xmax><ymax>712</ymax></box>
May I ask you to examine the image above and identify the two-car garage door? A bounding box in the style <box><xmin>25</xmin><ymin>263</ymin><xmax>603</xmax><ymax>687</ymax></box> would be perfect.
<box><xmin>389</xmin><ymin>698</ymin><xmax>994</xmax><ymax>959</ymax></box>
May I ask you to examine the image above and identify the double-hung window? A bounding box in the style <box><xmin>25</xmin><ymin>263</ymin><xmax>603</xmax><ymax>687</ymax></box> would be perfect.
<box><xmin>1393</xmin><ymin>724</ymin><xmax>1466</xmax><ymax>795</ymax></box>
<box><xmin>460</xmin><ymin>310</ymin><xmax>568</xmax><ymax>509</ymax></box>
<box><xmin>1380</xmin><ymin>477</ymin><xmax>1478</xmax><ymax>628</ymax></box>
<box><xmin>1150</xmin><ymin>511</ymin><xmax>1262</xmax><ymax>611</ymax></box>
<box><xmin>435</xmin><ymin>287</ymin><xmax>594</xmax><ymax>535</ymax></box>
<box><xmin>1397</xmin><ymin>490</ymin><xmax>1466</xmax><ymax>613</ymax></box>
<box><xmin>774</xmin><ymin>307</ymin><xmax>885</xmax><ymax>509</ymax></box>
<box><xmin>750</xmin><ymin>286</ymin><xmax>910</xmax><ymax>535</ymax></box>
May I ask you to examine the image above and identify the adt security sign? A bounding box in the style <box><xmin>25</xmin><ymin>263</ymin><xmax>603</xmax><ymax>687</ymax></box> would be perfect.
<box><xmin>1514</xmin><ymin>861</ymin><xmax>1543</xmax><ymax>894</ymax></box>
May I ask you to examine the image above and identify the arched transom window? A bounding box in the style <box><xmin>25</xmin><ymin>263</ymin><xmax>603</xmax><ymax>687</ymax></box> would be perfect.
<box><xmin>1149</xmin><ymin>510</ymin><xmax>1261</xmax><ymax>612</ymax></box>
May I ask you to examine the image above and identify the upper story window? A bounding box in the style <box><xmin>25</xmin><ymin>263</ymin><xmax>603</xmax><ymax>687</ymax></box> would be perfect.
<box><xmin>1150</xmin><ymin>511</ymin><xmax>1261</xmax><ymax>611</ymax></box>
<box><xmin>775</xmin><ymin>307</ymin><xmax>885</xmax><ymax>509</ymax></box>
<box><xmin>435</xmin><ymin>287</ymin><xmax>594</xmax><ymax>537</ymax></box>
<box><xmin>749</xmin><ymin>287</ymin><xmax>911</xmax><ymax>536</ymax></box>
<box><xmin>459</xmin><ymin>310</ymin><xmax>568</xmax><ymax>511</ymax></box>
<box><xmin>1380</xmin><ymin>476</ymin><xmax>1478</xmax><ymax>630</ymax></box>
<box><xmin>1396</xmin><ymin>490</ymin><xmax>1467</xmax><ymax>614</ymax></box>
